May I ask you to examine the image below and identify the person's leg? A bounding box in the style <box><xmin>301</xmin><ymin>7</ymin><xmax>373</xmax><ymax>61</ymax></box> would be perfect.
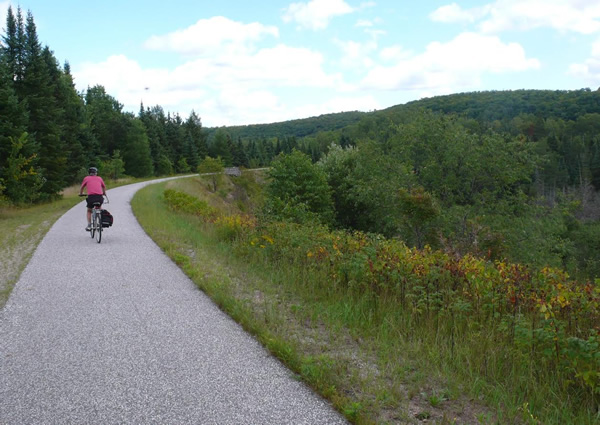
<box><xmin>86</xmin><ymin>208</ymin><xmax>92</xmax><ymax>228</ymax></box>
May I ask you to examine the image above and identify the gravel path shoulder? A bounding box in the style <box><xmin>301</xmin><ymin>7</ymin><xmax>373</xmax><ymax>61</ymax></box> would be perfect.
<box><xmin>0</xmin><ymin>179</ymin><xmax>347</xmax><ymax>424</ymax></box>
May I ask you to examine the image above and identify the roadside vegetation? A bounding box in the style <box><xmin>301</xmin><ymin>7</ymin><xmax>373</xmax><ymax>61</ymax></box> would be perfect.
<box><xmin>132</xmin><ymin>170</ymin><xmax>599</xmax><ymax>425</ymax></box>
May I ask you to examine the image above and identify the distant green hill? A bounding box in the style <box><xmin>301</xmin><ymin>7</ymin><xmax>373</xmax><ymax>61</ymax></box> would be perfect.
<box><xmin>396</xmin><ymin>88</ymin><xmax>600</xmax><ymax>122</ymax></box>
<box><xmin>207</xmin><ymin>89</ymin><xmax>600</xmax><ymax>141</ymax></box>
<box><xmin>206</xmin><ymin>111</ymin><xmax>366</xmax><ymax>140</ymax></box>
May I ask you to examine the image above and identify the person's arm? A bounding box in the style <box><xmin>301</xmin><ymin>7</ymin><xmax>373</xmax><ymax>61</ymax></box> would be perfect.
<box><xmin>101</xmin><ymin>178</ymin><xmax>107</xmax><ymax>196</ymax></box>
<box><xmin>79</xmin><ymin>177</ymin><xmax>87</xmax><ymax>196</ymax></box>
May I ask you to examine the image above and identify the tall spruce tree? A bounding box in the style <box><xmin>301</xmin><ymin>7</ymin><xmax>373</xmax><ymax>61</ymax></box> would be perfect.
<box><xmin>210</xmin><ymin>129</ymin><xmax>234</xmax><ymax>166</ymax></box>
<box><xmin>58</xmin><ymin>61</ymin><xmax>87</xmax><ymax>183</ymax></box>
<box><xmin>20</xmin><ymin>11</ymin><xmax>66</xmax><ymax>197</ymax></box>
<box><xmin>184</xmin><ymin>111</ymin><xmax>208</xmax><ymax>162</ymax></box>
<box><xmin>140</xmin><ymin>105</ymin><xmax>169</xmax><ymax>173</ymax></box>
<box><xmin>122</xmin><ymin>115</ymin><xmax>154</xmax><ymax>177</ymax></box>
<box><xmin>2</xmin><ymin>7</ymin><xmax>26</xmax><ymax>96</ymax></box>
<box><xmin>0</xmin><ymin>37</ymin><xmax>33</xmax><ymax>202</ymax></box>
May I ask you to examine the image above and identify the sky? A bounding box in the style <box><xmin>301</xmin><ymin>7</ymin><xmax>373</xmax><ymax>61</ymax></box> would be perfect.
<box><xmin>1</xmin><ymin>0</ymin><xmax>600</xmax><ymax>127</ymax></box>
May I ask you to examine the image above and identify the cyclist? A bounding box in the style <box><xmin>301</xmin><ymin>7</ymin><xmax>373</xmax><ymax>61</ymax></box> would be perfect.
<box><xmin>79</xmin><ymin>167</ymin><xmax>107</xmax><ymax>231</ymax></box>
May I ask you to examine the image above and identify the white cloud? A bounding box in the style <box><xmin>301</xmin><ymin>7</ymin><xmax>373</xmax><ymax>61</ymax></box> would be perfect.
<box><xmin>144</xmin><ymin>16</ymin><xmax>279</xmax><ymax>56</ymax></box>
<box><xmin>335</xmin><ymin>38</ymin><xmax>377</xmax><ymax>69</ymax></box>
<box><xmin>431</xmin><ymin>0</ymin><xmax>600</xmax><ymax>34</ymax></box>
<box><xmin>362</xmin><ymin>32</ymin><xmax>540</xmax><ymax>93</ymax></box>
<box><xmin>430</xmin><ymin>3</ymin><xmax>489</xmax><ymax>24</ymax></box>
<box><xmin>282</xmin><ymin>0</ymin><xmax>354</xmax><ymax>30</ymax></box>
<box><xmin>355</xmin><ymin>19</ymin><xmax>373</xmax><ymax>28</ymax></box>
<box><xmin>568</xmin><ymin>40</ymin><xmax>600</xmax><ymax>86</ymax></box>
<box><xmin>379</xmin><ymin>45</ymin><xmax>412</xmax><ymax>62</ymax></box>
<box><xmin>72</xmin><ymin>14</ymin><xmax>360</xmax><ymax>125</ymax></box>
<box><xmin>74</xmin><ymin>40</ymin><xmax>348</xmax><ymax>126</ymax></box>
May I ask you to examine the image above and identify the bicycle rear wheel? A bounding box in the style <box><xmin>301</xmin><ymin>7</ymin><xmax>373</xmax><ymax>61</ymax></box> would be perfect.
<box><xmin>94</xmin><ymin>213</ymin><xmax>102</xmax><ymax>243</ymax></box>
<box><xmin>90</xmin><ymin>216</ymin><xmax>95</xmax><ymax>238</ymax></box>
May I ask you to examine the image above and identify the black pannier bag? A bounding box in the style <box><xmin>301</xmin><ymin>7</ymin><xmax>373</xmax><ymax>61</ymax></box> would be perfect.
<box><xmin>101</xmin><ymin>209</ymin><xmax>113</xmax><ymax>227</ymax></box>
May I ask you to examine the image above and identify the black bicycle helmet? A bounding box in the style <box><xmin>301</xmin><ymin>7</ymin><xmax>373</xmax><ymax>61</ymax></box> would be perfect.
<box><xmin>89</xmin><ymin>167</ymin><xmax>98</xmax><ymax>175</ymax></box>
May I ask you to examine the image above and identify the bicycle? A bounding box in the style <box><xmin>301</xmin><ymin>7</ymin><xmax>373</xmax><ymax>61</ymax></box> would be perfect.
<box><xmin>79</xmin><ymin>194</ymin><xmax>109</xmax><ymax>243</ymax></box>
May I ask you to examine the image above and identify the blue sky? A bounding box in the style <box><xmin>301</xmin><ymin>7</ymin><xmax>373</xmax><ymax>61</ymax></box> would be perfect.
<box><xmin>2</xmin><ymin>0</ymin><xmax>600</xmax><ymax>127</ymax></box>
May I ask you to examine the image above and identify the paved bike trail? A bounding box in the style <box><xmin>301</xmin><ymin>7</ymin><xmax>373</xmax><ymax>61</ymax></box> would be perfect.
<box><xmin>0</xmin><ymin>179</ymin><xmax>347</xmax><ymax>425</ymax></box>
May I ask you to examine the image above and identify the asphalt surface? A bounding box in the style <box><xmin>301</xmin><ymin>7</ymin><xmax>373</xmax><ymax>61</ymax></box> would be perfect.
<box><xmin>0</xmin><ymin>179</ymin><xmax>347</xmax><ymax>425</ymax></box>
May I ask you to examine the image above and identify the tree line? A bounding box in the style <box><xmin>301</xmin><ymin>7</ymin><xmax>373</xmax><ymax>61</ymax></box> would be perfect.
<box><xmin>0</xmin><ymin>7</ymin><xmax>297</xmax><ymax>205</ymax></box>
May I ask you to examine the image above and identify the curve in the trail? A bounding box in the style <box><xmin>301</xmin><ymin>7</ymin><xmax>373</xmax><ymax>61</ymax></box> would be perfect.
<box><xmin>0</xmin><ymin>179</ymin><xmax>347</xmax><ymax>425</ymax></box>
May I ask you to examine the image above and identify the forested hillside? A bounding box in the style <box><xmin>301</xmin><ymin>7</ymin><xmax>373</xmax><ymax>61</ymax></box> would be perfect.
<box><xmin>206</xmin><ymin>110</ymin><xmax>365</xmax><ymax>141</ymax></box>
<box><xmin>403</xmin><ymin>88</ymin><xmax>600</xmax><ymax>122</ymax></box>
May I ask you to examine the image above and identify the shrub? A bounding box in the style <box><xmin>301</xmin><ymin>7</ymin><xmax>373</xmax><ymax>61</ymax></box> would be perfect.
<box><xmin>163</xmin><ymin>189</ymin><xmax>217</xmax><ymax>219</ymax></box>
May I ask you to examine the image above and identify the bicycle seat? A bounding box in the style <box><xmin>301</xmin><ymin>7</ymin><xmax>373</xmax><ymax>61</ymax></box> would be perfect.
<box><xmin>92</xmin><ymin>202</ymin><xmax>102</xmax><ymax>207</ymax></box>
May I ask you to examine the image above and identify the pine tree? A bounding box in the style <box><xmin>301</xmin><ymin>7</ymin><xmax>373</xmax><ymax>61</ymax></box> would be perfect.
<box><xmin>140</xmin><ymin>105</ymin><xmax>169</xmax><ymax>173</ymax></box>
<box><xmin>234</xmin><ymin>138</ymin><xmax>249</xmax><ymax>167</ymax></box>
<box><xmin>1</xmin><ymin>6</ymin><xmax>26</xmax><ymax>95</ymax></box>
<box><xmin>182</xmin><ymin>134</ymin><xmax>199</xmax><ymax>170</ymax></box>
<box><xmin>166</xmin><ymin>112</ymin><xmax>185</xmax><ymax>164</ymax></box>
<box><xmin>20</xmin><ymin>11</ymin><xmax>66</xmax><ymax>198</ymax></box>
<box><xmin>57</xmin><ymin>61</ymin><xmax>86</xmax><ymax>184</ymax></box>
<box><xmin>184</xmin><ymin>111</ymin><xmax>208</xmax><ymax>161</ymax></box>
<box><xmin>0</xmin><ymin>47</ymin><xmax>29</xmax><ymax>166</ymax></box>
<box><xmin>210</xmin><ymin>129</ymin><xmax>233</xmax><ymax>166</ymax></box>
<box><xmin>122</xmin><ymin>116</ymin><xmax>154</xmax><ymax>177</ymax></box>
<box><xmin>85</xmin><ymin>85</ymin><xmax>126</xmax><ymax>156</ymax></box>
<box><xmin>2</xmin><ymin>133</ymin><xmax>44</xmax><ymax>203</ymax></box>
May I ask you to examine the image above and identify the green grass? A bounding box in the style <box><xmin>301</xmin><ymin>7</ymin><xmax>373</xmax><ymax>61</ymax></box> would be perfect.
<box><xmin>0</xmin><ymin>195</ymin><xmax>81</xmax><ymax>306</ymax></box>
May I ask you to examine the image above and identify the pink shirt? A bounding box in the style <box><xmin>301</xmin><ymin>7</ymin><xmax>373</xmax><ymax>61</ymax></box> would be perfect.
<box><xmin>81</xmin><ymin>175</ymin><xmax>106</xmax><ymax>195</ymax></box>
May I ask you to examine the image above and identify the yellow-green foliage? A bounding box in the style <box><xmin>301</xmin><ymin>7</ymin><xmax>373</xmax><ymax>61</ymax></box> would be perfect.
<box><xmin>214</xmin><ymin>214</ymin><xmax>256</xmax><ymax>240</ymax></box>
<box><xmin>163</xmin><ymin>189</ymin><xmax>218</xmax><ymax>219</ymax></box>
<box><xmin>237</xmin><ymin>221</ymin><xmax>600</xmax><ymax>399</ymax></box>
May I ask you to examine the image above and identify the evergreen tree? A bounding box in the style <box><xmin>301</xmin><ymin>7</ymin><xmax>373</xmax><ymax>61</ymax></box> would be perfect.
<box><xmin>57</xmin><ymin>61</ymin><xmax>86</xmax><ymax>184</ymax></box>
<box><xmin>182</xmin><ymin>134</ymin><xmax>199</xmax><ymax>170</ymax></box>
<box><xmin>140</xmin><ymin>105</ymin><xmax>169</xmax><ymax>173</ymax></box>
<box><xmin>184</xmin><ymin>110</ymin><xmax>208</xmax><ymax>160</ymax></box>
<box><xmin>210</xmin><ymin>129</ymin><xmax>233</xmax><ymax>166</ymax></box>
<box><xmin>165</xmin><ymin>112</ymin><xmax>185</xmax><ymax>164</ymax></box>
<box><xmin>1</xmin><ymin>6</ymin><xmax>25</xmax><ymax>96</ymax></box>
<box><xmin>122</xmin><ymin>116</ymin><xmax>154</xmax><ymax>177</ymax></box>
<box><xmin>2</xmin><ymin>133</ymin><xmax>44</xmax><ymax>203</ymax></box>
<box><xmin>234</xmin><ymin>138</ymin><xmax>249</xmax><ymax>167</ymax></box>
<box><xmin>0</xmin><ymin>50</ymin><xmax>29</xmax><ymax>172</ymax></box>
<box><xmin>86</xmin><ymin>85</ymin><xmax>126</xmax><ymax>157</ymax></box>
<box><xmin>21</xmin><ymin>12</ymin><xmax>66</xmax><ymax>197</ymax></box>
